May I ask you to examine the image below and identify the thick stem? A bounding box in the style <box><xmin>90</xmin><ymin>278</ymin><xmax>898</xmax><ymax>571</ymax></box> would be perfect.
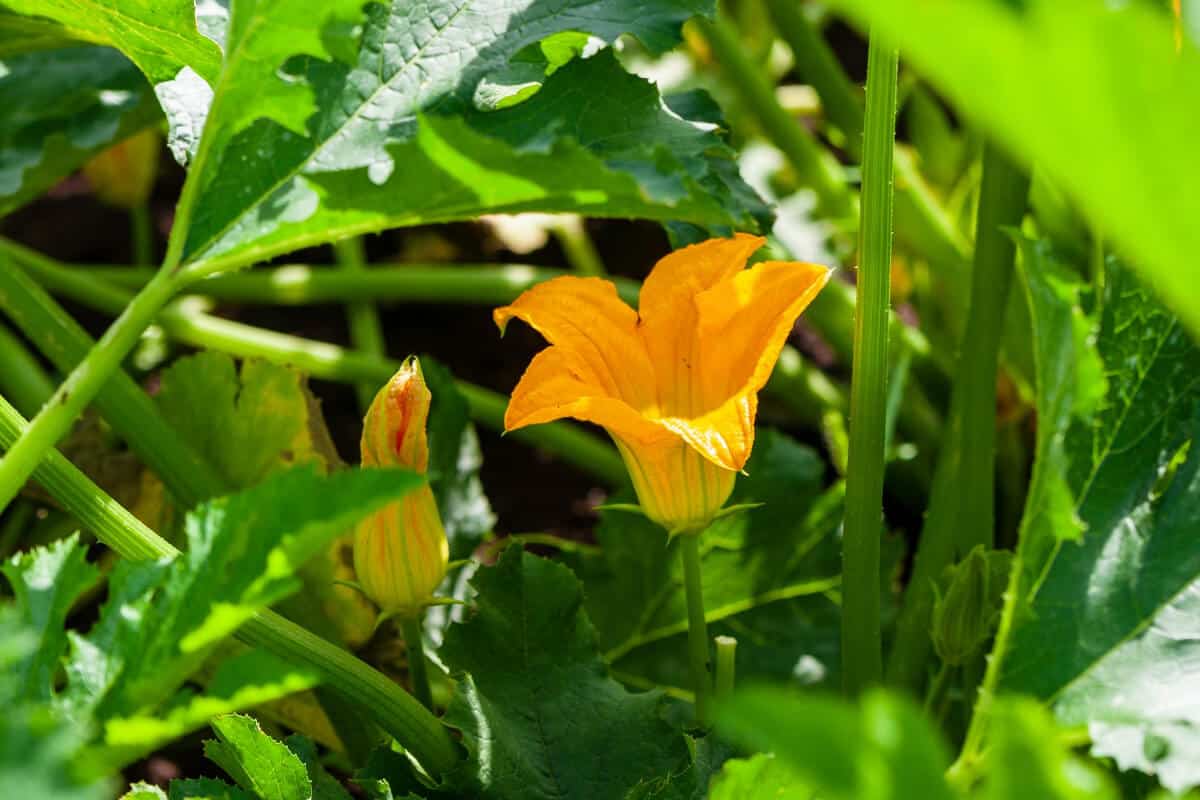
<box><xmin>841</xmin><ymin>35</ymin><xmax>898</xmax><ymax>697</ymax></box>
<box><xmin>400</xmin><ymin>615</ymin><xmax>435</xmax><ymax>710</ymax></box>
<box><xmin>887</xmin><ymin>146</ymin><xmax>1029</xmax><ymax>690</ymax></box>
<box><xmin>0</xmin><ymin>262</ymin><xmax>226</xmax><ymax>506</ymax></box>
<box><xmin>0</xmin><ymin>264</ymin><xmax>180</xmax><ymax>512</ymax></box>
<box><xmin>551</xmin><ymin>216</ymin><xmax>606</xmax><ymax>277</ymax></box>
<box><xmin>0</xmin><ymin>393</ymin><xmax>460</xmax><ymax>775</ymax></box>
<box><xmin>679</xmin><ymin>534</ymin><xmax>712</xmax><ymax>727</ymax></box>
<box><xmin>333</xmin><ymin>237</ymin><xmax>388</xmax><ymax>410</ymax></box>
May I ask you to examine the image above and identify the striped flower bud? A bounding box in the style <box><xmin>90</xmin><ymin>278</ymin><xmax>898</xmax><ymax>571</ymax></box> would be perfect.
<box><xmin>353</xmin><ymin>357</ymin><xmax>449</xmax><ymax>618</ymax></box>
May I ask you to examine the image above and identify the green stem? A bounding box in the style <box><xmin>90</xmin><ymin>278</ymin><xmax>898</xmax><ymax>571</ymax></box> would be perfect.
<box><xmin>550</xmin><ymin>216</ymin><xmax>606</xmax><ymax>276</ymax></box>
<box><xmin>760</xmin><ymin>0</ymin><xmax>864</xmax><ymax>153</ymax></box>
<box><xmin>49</xmin><ymin>262</ymin><xmax>641</xmax><ymax>307</ymax></box>
<box><xmin>840</xmin><ymin>35</ymin><xmax>898</xmax><ymax>697</ymax></box>
<box><xmin>695</xmin><ymin>15</ymin><xmax>853</xmax><ymax>220</ymax></box>
<box><xmin>923</xmin><ymin>662</ymin><xmax>951</xmax><ymax>713</ymax></box>
<box><xmin>0</xmin><ymin>262</ymin><xmax>226</xmax><ymax>506</ymax></box>
<box><xmin>2</xmin><ymin>250</ymin><xmax>627</xmax><ymax>487</ymax></box>
<box><xmin>0</xmin><ymin>262</ymin><xmax>181</xmax><ymax>512</ymax></box>
<box><xmin>886</xmin><ymin>146</ymin><xmax>1029</xmax><ymax>690</ymax></box>
<box><xmin>714</xmin><ymin>635</ymin><xmax>737</xmax><ymax>698</ymax></box>
<box><xmin>131</xmin><ymin>203</ymin><xmax>155</xmax><ymax>266</ymax></box>
<box><xmin>400</xmin><ymin>615</ymin><xmax>434</xmax><ymax>710</ymax></box>
<box><xmin>760</xmin><ymin>2</ymin><xmax>971</xmax><ymax>278</ymax></box>
<box><xmin>333</xmin><ymin>237</ymin><xmax>388</xmax><ymax>410</ymax></box>
<box><xmin>0</xmin><ymin>393</ymin><xmax>460</xmax><ymax>775</ymax></box>
<box><xmin>0</xmin><ymin>322</ymin><xmax>56</xmax><ymax>417</ymax></box>
<box><xmin>679</xmin><ymin>534</ymin><xmax>712</xmax><ymax>727</ymax></box>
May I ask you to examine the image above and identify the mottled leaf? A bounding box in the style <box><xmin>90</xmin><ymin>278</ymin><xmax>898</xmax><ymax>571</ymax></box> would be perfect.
<box><xmin>439</xmin><ymin>545</ymin><xmax>690</xmax><ymax>799</ymax></box>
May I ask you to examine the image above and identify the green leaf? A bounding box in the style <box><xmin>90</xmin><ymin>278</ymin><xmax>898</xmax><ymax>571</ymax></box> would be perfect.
<box><xmin>983</xmin><ymin>699</ymin><xmax>1118</xmax><ymax>800</ymax></box>
<box><xmin>714</xmin><ymin>687</ymin><xmax>957</xmax><ymax>800</ymax></box>
<box><xmin>826</xmin><ymin>0</ymin><xmax>1200</xmax><ymax>338</ymax></box>
<box><xmin>708</xmin><ymin>754</ymin><xmax>810</xmax><ymax>800</ymax></box>
<box><xmin>284</xmin><ymin>734</ymin><xmax>354</xmax><ymax>800</ymax></box>
<box><xmin>156</xmin><ymin>352</ymin><xmax>336</xmax><ymax>492</ymax></box>
<box><xmin>173</xmin><ymin>0</ymin><xmax>765</xmax><ymax>273</ymax></box>
<box><xmin>420</xmin><ymin>355</ymin><xmax>495</xmax><ymax>561</ymax></box>
<box><xmin>439</xmin><ymin>545</ymin><xmax>691</xmax><ymax>799</ymax></box>
<box><xmin>1</xmin><ymin>0</ymin><xmax>222</xmax><ymax>84</ymax></box>
<box><xmin>0</xmin><ymin>45</ymin><xmax>160</xmax><ymax>216</ymax></box>
<box><xmin>1</xmin><ymin>534</ymin><xmax>100</xmax><ymax>702</ymax></box>
<box><xmin>998</xmin><ymin>252</ymin><xmax>1200</xmax><ymax>790</ymax></box>
<box><xmin>203</xmin><ymin>714</ymin><xmax>310</xmax><ymax>800</ymax></box>
<box><xmin>121</xmin><ymin>784</ymin><xmax>167</xmax><ymax>800</ymax></box>
<box><xmin>39</xmin><ymin>467</ymin><xmax>420</xmax><ymax>764</ymax></box>
<box><xmin>167</xmin><ymin>778</ymin><xmax>253</xmax><ymax>800</ymax></box>
<box><xmin>0</xmin><ymin>10</ymin><xmax>76</xmax><ymax>56</ymax></box>
<box><xmin>155</xmin><ymin>351</ymin><xmax>378</xmax><ymax>646</ymax></box>
<box><xmin>579</xmin><ymin>431</ymin><xmax>840</xmax><ymax>665</ymax></box>
<box><xmin>0</xmin><ymin>609</ymin><xmax>104</xmax><ymax>800</ymax></box>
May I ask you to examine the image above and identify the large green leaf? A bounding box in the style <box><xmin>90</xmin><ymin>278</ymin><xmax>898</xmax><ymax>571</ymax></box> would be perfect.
<box><xmin>170</xmin><ymin>0</ymin><xmax>763</xmax><ymax>273</ymax></box>
<box><xmin>0</xmin><ymin>0</ymin><xmax>221</xmax><ymax>84</ymax></box>
<box><xmin>714</xmin><ymin>688</ymin><xmax>957</xmax><ymax>800</ymax></box>
<box><xmin>999</xmin><ymin>254</ymin><xmax>1200</xmax><ymax>791</ymax></box>
<box><xmin>203</xmin><ymin>715</ymin><xmax>311</xmax><ymax>800</ymax></box>
<box><xmin>708</xmin><ymin>754</ymin><xmax>809</xmax><ymax>800</ymax></box>
<box><xmin>439</xmin><ymin>545</ymin><xmax>691</xmax><ymax>799</ymax></box>
<box><xmin>827</xmin><ymin>0</ymin><xmax>1200</xmax><ymax>337</ymax></box>
<box><xmin>0</xmin><ymin>10</ymin><xmax>75</xmax><ymax>55</ymax></box>
<box><xmin>0</xmin><ymin>45</ymin><xmax>160</xmax><ymax>216</ymax></box>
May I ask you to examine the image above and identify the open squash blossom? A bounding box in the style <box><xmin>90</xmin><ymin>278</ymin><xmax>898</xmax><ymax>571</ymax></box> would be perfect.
<box><xmin>353</xmin><ymin>357</ymin><xmax>449</xmax><ymax>618</ymax></box>
<box><xmin>495</xmin><ymin>234</ymin><xmax>831</xmax><ymax>533</ymax></box>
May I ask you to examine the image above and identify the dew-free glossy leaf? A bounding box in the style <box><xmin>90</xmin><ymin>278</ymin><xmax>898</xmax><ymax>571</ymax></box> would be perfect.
<box><xmin>439</xmin><ymin>545</ymin><xmax>690</xmax><ymax>799</ymax></box>
<box><xmin>0</xmin><ymin>45</ymin><xmax>160</xmax><ymax>216</ymax></box>
<box><xmin>827</xmin><ymin>0</ymin><xmax>1200</xmax><ymax>338</ymax></box>
<box><xmin>203</xmin><ymin>715</ymin><xmax>310</xmax><ymax>800</ymax></box>
<box><xmin>708</xmin><ymin>754</ymin><xmax>810</xmax><ymax>800</ymax></box>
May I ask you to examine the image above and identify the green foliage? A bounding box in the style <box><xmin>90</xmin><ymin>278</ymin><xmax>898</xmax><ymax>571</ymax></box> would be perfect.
<box><xmin>708</xmin><ymin>754</ymin><xmax>810</xmax><ymax>800</ymax></box>
<box><xmin>439</xmin><ymin>545</ymin><xmax>693</xmax><ymax>799</ymax></box>
<box><xmin>1</xmin><ymin>467</ymin><xmax>421</xmax><ymax>766</ymax></box>
<box><xmin>983</xmin><ymin>700</ymin><xmax>1118</xmax><ymax>800</ymax></box>
<box><xmin>579</xmin><ymin>431</ymin><xmax>842</xmax><ymax>675</ymax></box>
<box><xmin>715</xmin><ymin>687</ymin><xmax>957</xmax><ymax>800</ymax></box>
<box><xmin>0</xmin><ymin>45</ymin><xmax>160</xmax><ymax>216</ymax></box>
<box><xmin>1</xmin><ymin>0</ymin><xmax>222</xmax><ymax>84</ymax></box>
<box><xmin>420</xmin><ymin>355</ymin><xmax>495</xmax><ymax>560</ymax></box>
<box><xmin>164</xmin><ymin>0</ymin><xmax>763</xmax><ymax>273</ymax></box>
<box><xmin>1000</xmin><ymin>253</ymin><xmax>1200</xmax><ymax>791</ymax></box>
<box><xmin>828</xmin><ymin>0</ymin><xmax>1200</xmax><ymax>338</ymax></box>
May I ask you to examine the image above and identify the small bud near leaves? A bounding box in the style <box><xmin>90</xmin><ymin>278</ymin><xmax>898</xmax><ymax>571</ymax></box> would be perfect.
<box><xmin>931</xmin><ymin>545</ymin><xmax>1012</xmax><ymax>667</ymax></box>
<box><xmin>353</xmin><ymin>358</ymin><xmax>449</xmax><ymax>618</ymax></box>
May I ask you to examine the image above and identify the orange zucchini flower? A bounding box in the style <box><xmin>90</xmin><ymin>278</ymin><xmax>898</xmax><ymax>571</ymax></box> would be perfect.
<box><xmin>495</xmin><ymin>234</ymin><xmax>830</xmax><ymax>534</ymax></box>
<box><xmin>354</xmin><ymin>357</ymin><xmax>449</xmax><ymax>618</ymax></box>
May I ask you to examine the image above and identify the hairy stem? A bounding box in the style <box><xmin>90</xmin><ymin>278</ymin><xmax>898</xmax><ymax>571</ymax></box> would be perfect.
<box><xmin>841</xmin><ymin>34</ymin><xmax>898</xmax><ymax>697</ymax></box>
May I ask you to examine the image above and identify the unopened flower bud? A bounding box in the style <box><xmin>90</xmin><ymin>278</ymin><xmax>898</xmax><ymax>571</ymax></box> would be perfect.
<box><xmin>353</xmin><ymin>358</ymin><xmax>448</xmax><ymax>617</ymax></box>
<box><xmin>931</xmin><ymin>546</ymin><xmax>1011</xmax><ymax>666</ymax></box>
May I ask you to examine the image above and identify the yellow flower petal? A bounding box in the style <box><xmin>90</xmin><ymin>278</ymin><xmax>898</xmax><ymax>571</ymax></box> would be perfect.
<box><xmin>696</xmin><ymin>260</ymin><xmax>832</xmax><ymax>405</ymax></box>
<box><xmin>613</xmin><ymin>436</ymin><xmax>737</xmax><ymax>534</ymax></box>
<box><xmin>660</xmin><ymin>392</ymin><xmax>757</xmax><ymax>472</ymax></box>
<box><xmin>504</xmin><ymin>347</ymin><xmax>667</xmax><ymax>445</ymax></box>
<box><xmin>637</xmin><ymin>233</ymin><xmax>766</xmax><ymax>418</ymax></box>
<box><xmin>494</xmin><ymin>276</ymin><xmax>658</xmax><ymax>411</ymax></box>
